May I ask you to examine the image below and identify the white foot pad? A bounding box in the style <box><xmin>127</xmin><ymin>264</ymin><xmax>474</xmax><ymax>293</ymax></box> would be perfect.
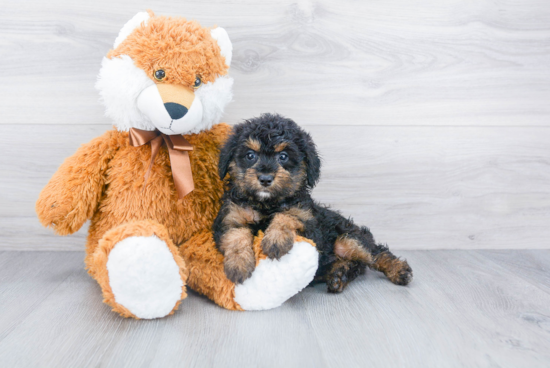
<box><xmin>234</xmin><ymin>241</ymin><xmax>318</xmax><ymax>310</ymax></box>
<box><xmin>106</xmin><ymin>235</ymin><xmax>184</xmax><ymax>319</ymax></box>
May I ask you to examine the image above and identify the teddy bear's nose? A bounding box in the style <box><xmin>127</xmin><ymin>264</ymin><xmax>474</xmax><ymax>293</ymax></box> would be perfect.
<box><xmin>164</xmin><ymin>102</ymin><xmax>188</xmax><ymax>120</ymax></box>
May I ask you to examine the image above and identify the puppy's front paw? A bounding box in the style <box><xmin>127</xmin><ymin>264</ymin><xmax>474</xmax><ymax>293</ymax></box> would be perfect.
<box><xmin>224</xmin><ymin>250</ymin><xmax>256</xmax><ymax>284</ymax></box>
<box><xmin>261</xmin><ymin>229</ymin><xmax>294</xmax><ymax>260</ymax></box>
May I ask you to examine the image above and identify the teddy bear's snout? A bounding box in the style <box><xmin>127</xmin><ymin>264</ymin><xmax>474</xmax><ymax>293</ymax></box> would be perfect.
<box><xmin>164</xmin><ymin>103</ymin><xmax>188</xmax><ymax>120</ymax></box>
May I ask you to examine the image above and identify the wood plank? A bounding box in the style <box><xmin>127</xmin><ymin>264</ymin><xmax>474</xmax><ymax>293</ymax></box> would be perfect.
<box><xmin>0</xmin><ymin>217</ymin><xmax>88</xmax><ymax>251</ymax></box>
<box><xmin>299</xmin><ymin>249</ymin><xmax>550</xmax><ymax>368</ymax></box>
<box><xmin>1</xmin><ymin>250</ymin><xmax>550</xmax><ymax>367</ymax></box>
<box><xmin>0</xmin><ymin>252</ymin><xmax>84</xmax><ymax>340</ymax></box>
<box><xmin>0</xmin><ymin>0</ymin><xmax>549</xmax><ymax>126</ymax></box>
<box><xmin>1</xmin><ymin>124</ymin><xmax>549</xmax><ymax>250</ymax></box>
<box><xmin>0</xmin><ymin>252</ymin><xmax>326</xmax><ymax>368</ymax></box>
<box><xmin>0</xmin><ymin>124</ymin><xmax>109</xmax><ymax>218</ymax></box>
<box><xmin>476</xmin><ymin>250</ymin><xmax>550</xmax><ymax>293</ymax></box>
<box><xmin>309</xmin><ymin>125</ymin><xmax>550</xmax><ymax>249</ymax></box>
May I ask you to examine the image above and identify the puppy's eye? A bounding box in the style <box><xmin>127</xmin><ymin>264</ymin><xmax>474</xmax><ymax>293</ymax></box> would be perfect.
<box><xmin>193</xmin><ymin>76</ymin><xmax>202</xmax><ymax>89</ymax></box>
<box><xmin>154</xmin><ymin>69</ymin><xmax>166</xmax><ymax>81</ymax></box>
<box><xmin>278</xmin><ymin>152</ymin><xmax>289</xmax><ymax>162</ymax></box>
<box><xmin>246</xmin><ymin>151</ymin><xmax>256</xmax><ymax>161</ymax></box>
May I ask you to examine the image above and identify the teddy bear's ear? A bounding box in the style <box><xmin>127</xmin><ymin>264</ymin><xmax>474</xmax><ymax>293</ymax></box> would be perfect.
<box><xmin>113</xmin><ymin>11</ymin><xmax>151</xmax><ymax>49</ymax></box>
<box><xmin>211</xmin><ymin>27</ymin><xmax>232</xmax><ymax>67</ymax></box>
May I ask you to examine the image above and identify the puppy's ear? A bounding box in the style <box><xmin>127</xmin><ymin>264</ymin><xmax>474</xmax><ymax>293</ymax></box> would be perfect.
<box><xmin>303</xmin><ymin>132</ymin><xmax>321</xmax><ymax>188</ymax></box>
<box><xmin>218</xmin><ymin>129</ymin><xmax>240</xmax><ymax>180</ymax></box>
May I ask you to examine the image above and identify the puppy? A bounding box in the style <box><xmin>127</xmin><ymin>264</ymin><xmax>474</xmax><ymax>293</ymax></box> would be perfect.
<box><xmin>213</xmin><ymin>113</ymin><xmax>412</xmax><ymax>292</ymax></box>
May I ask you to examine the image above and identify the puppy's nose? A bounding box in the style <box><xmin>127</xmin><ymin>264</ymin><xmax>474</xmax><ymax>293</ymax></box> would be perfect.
<box><xmin>164</xmin><ymin>102</ymin><xmax>188</xmax><ymax>120</ymax></box>
<box><xmin>258</xmin><ymin>174</ymin><xmax>274</xmax><ymax>187</ymax></box>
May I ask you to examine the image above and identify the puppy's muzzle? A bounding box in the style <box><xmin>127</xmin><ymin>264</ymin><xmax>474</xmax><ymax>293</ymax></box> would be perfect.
<box><xmin>258</xmin><ymin>174</ymin><xmax>274</xmax><ymax>187</ymax></box>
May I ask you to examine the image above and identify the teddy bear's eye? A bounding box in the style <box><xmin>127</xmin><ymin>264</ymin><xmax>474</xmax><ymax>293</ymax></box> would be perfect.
<box><xmin>154</xmin><ymin>69</ymin><xmax>166</xmax><ymax>81</ymax></box>
<box><xmin>193</xmin><ymin>76</ymin><xmax>202</xmax><ymax>89</ymax></box>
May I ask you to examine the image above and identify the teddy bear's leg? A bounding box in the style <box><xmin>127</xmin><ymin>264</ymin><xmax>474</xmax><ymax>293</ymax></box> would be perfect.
<box><xmin>87</xmin><ymin>220</ymin><xmax>188</xmax><ymax>319</ymax></box>
<box><xmin>180</xmin><ymin>231</ymin><xmax>318</xmax><ymax>311</ymax></box>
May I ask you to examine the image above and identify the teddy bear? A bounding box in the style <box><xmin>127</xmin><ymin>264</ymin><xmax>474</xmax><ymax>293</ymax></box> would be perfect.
<box><xmin>35</xmin><ymin>11</ymin><xmax>319</xmax><ymax>319</ymax></box>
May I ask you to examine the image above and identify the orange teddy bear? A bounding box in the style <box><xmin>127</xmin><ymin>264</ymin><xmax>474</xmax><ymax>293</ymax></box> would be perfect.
<box><xmin>35</xmin><ymin>11</ymin><xmax>318</xmax><ymax>319</ymax></box>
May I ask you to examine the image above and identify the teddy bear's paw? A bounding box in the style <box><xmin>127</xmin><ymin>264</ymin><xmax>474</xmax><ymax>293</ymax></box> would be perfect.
<box><xmin>106</xmin><ymin>235</ymin><xmax>185</xmax><ymax>319</ymax></box>
<box><xmin>233</xmin><ymin>240</ymin><xmax>318</xmax><ymax>310</ymax></box>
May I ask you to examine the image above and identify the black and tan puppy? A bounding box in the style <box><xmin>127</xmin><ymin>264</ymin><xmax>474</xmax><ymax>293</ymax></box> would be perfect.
<box><xmin>213</xmin><ymin>113</ymin><xmax>412</xmax><ymax>292</ymax></box>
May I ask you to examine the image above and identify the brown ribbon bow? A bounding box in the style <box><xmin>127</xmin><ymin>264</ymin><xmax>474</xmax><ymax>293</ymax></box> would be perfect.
<box><xmin>129</xmin><ymin>128</ymin><xmax>194</xmax><ymax>199</ymax></box>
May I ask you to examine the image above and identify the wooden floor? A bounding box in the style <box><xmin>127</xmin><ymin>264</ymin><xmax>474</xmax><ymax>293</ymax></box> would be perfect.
<box><xmin>0</xmin><ymin>250</ymin><xmax>549</xmax><ymax>368</ymax></box>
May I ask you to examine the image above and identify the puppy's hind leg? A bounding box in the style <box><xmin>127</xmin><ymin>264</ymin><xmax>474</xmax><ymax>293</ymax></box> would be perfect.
<box><xmin>326</xmin><ymin>259</ymin><xmax>366</xmax><ymax>293</ymax></box>
<box><xmin>334</xmin><ymin>230</ymin><xmax>413</xmax><ymax>286</ymax></box>
<box><xmin>370</xmin><ymin>244</ymin><xmax>413</xmax><ymax>286</ymax></box>
<box><xmin>324</xmin><ymin>236</ymin><xmax>371</xmax><ymax>293</ymax></box>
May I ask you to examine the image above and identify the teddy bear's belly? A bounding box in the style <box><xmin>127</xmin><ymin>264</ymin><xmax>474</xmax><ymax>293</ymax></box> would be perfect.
<box><xmin>87</xmin><ymin>146</ymin><xmax>223</xmax><ymax>252</ymax></box>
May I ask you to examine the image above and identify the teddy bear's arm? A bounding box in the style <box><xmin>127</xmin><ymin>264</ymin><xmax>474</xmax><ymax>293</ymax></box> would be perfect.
<box><xmin>36</xmin><ymin>131</ymin><xmax>118</xmax><ymax>235</ymax></box>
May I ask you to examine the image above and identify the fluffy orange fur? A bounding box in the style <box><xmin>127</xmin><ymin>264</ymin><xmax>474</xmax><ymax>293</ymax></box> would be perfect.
<box><xmin>180</xmin><ymin>231</ymin><xmax>243</xmax><ymax>310</ymax></box>
<box><xmin>108</xmin><ymin>12</ymin><xmax>228</xmax><ymax>88</ymax></box>
<box><xmin>36</xmin><ymin>13</ymin><xmax>316</xmax><ymax>316</ymax></box>
<box><xmin>180</xmin><ymin>230</ymin><xmax>315</xmax><ymax>310</ymax></box>
<box><xmin>36</xmin><ymin>124</ymin><xmax>249</xmax><ymax>312</ymax></box>
<box><xmin>90</xmin><ymin>219</ymin><xmax>188</xmax><ymax>318</ymax></box>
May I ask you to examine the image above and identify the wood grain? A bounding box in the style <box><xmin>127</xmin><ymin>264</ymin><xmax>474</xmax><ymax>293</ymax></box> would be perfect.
<box><xmin>0</xmin><ymin>250</ymin><xmax>549</xmax><ymax>367</ymax></box>
<box><xmin>0</xmin><ymin>217</ymin><xmax>88</xmax><ymax>251</ymax></box>
<box><xmin>299</xmin><ymin>249</ymin><xmax>550</xmax><ymax>368</ymax></box>
<box><xmin>1</xmin><ymin>1</ymin><xmax>549</xmax><ymax>250</ymax></box>
<box><xmin>0</xmin><ymin>0</ymin><xmax>549</xmax><ymax>126</ymax></box>
<box><xmin>2</xmin><ymin>124</ymin><xmax>549</xmax><ymax>250</ymax></box>
<box><xmin>476</xmin><ymin>250</ymin><xmax>550</xmax><ymax>294</ymax></box>
<box><xmin>2</xmin><ymin>1</ymin><xmax>550</xmax><ymax>366</ymax></box>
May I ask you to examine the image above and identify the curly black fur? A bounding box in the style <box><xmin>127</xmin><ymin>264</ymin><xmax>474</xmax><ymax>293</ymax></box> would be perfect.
<box><xmin>213</xmin><ymin>113</ymin><xmax>412</xmax><ymax>291</ymax></box>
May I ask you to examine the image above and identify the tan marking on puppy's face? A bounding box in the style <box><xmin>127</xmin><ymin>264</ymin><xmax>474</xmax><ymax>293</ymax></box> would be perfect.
<box><xmin>228</xmin><ymin>162</ymin><xmax>255</xmax><ymax>195</ymax></box>
<box><xmin>284</xmin><ymin>161</ymin><xmax>307</xmax><ymax>195</ymax></box>
<box><xmin>274</xmin><ymin>142</ymin><xmax>288</xmax><ymax>152</ymax></box>
<box><xmin>334</xmin><ymin>236</ymin><xmax>373</xmax><ymax>264</ymax></box>
<box><xmin>245</xmin><ymin>138</ymin><xmax>261</xmax><ymax>152</ymax></box>
<box><xmin>228</xmin><ymin>161</ymin><xmax>261</xmax><ymax>200</ymax></box>
<box><xmin>269</xmin><ymin>166</ymin><xmax>292</xmax><ymax>191</ymax></box>
<box><xmin>228</xmin><ymin>137</ymin><xmax>308</xmax><ymax>201</ymax></box>
<box><xmin>228</xmin><ymin>161</ymin><xmax>239</xmax><ymax>178</ymax></box>
<box><xmin>243</xmin><ymin>167</ymin><xmax>265</xmax><ymax>197</ymax></box>
<box><xmin>265</xmin><ymin>163</ymin><xmax>306</xmax><ymax>200</ymax></box>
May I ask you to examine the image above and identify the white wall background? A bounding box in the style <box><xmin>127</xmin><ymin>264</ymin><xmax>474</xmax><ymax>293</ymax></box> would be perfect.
<box><xmin>1</xmin><ymin>0</ymin><xmax>549</xmax><ymax>250</ymax></box>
